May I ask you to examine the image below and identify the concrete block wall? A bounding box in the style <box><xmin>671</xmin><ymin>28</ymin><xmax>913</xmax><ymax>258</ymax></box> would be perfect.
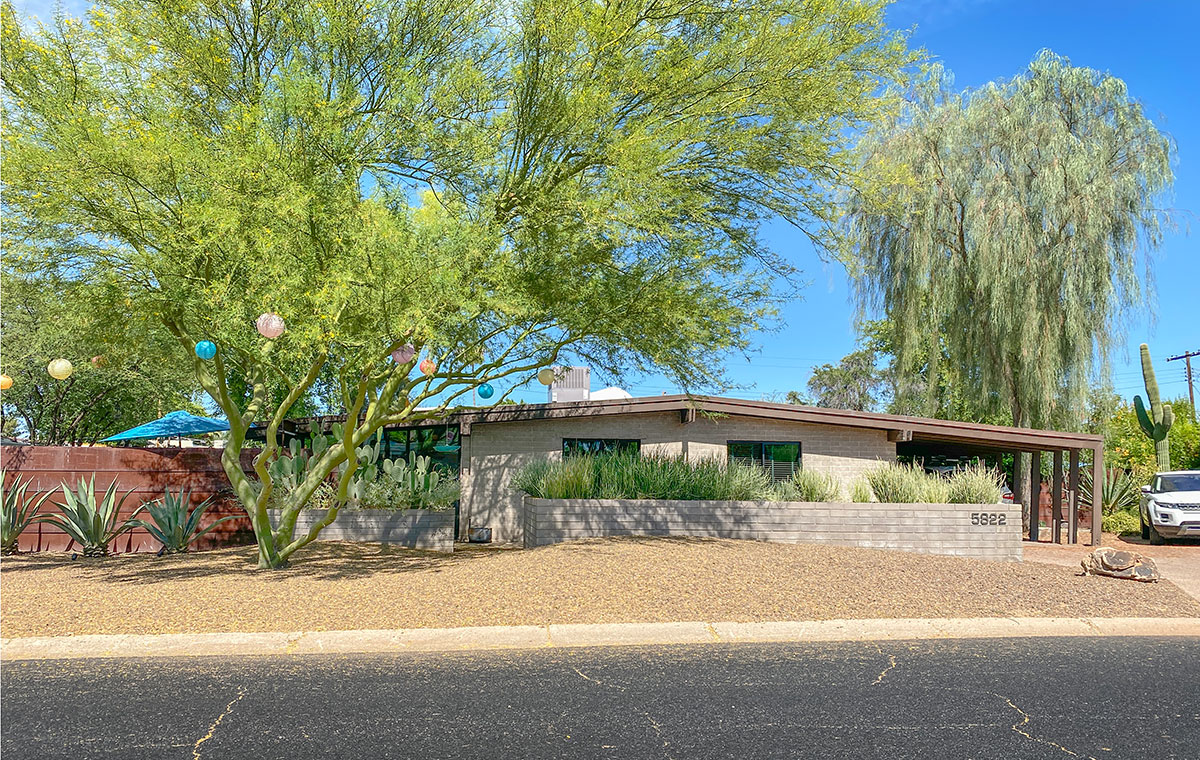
<box><xmin>270</xmin><ymin>509</ymin><xmax>455</xmax><ymax>552</ymax></box>
<box><xmin>461</xmin><ymin>412</ymin><xmax>897</xmax><ymax>544</ymax></box>
<box><xmin>524</xmin><ymin>499</ymin><xmax>1023</xmax><ymax>561</ymax></box>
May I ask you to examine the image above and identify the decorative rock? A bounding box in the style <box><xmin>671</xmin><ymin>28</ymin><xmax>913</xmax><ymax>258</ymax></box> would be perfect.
<box><xmin>1080</xmin><ymin>547</ymin><xmax>1160</xmax><ymax>582</ymax></box>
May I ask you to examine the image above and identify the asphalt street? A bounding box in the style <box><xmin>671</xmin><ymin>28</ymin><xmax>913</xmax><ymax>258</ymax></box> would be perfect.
<box><xmin>2</xmin><ymin>637</ymin><xmax>1197</xmax><ymax>759</ymax></box>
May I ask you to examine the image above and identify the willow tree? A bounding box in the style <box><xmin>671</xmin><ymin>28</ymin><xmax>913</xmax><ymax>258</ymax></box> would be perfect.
<box><xmin>1</xmin><ymin>0</ymin><xmax>911</xmax><ymax>567</ymax></box>
<box><xmin>842</xmin><ymin>51</ymin><xmax>1173</xmax><ymax>428</ymax></box>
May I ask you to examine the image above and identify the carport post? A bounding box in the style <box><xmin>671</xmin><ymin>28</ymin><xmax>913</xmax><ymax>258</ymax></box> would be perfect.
<box><xmin>1091</xmin><ymin>445</ymin><xmax>1104</xmax><ymax>546</ymax></box>
<box><xmin>1051</xmin><ymin>450</ymin><xmax>1064</xmax><ymax>543</ymax></box>
<box><xmin>1029</xmin><ymin>450</ymin><xmax>1041</xmax><ymax>542</ymax></box>
<box><xmin>1068</xmin><ymin>449</ymin><xmax>1080</xmax><ymax>544</ymax></box>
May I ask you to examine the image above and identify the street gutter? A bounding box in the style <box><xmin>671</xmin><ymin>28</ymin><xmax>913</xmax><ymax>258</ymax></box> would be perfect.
<box><xmin>3</xmin><ymin>617</ymin><xmax>1198</xmax><ymax>661</ymax></box>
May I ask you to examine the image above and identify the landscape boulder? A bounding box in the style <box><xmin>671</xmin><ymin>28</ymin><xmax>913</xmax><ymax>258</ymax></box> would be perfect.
<box><xmin>1080</xmin><ymin>547</ymin><xmax>1160</xmax><ymax>582</ymax></box>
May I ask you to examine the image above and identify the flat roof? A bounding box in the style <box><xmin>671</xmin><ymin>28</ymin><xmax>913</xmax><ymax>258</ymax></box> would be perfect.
<box><xmin>448</xmin><ymin>395</ymin><xmax>1103</xmax><ymax>453</ymax></box>
<box><xmin>273</xmin><ymin>395</ymin><xmax>1101</xmax><ymax>453</ymax></box>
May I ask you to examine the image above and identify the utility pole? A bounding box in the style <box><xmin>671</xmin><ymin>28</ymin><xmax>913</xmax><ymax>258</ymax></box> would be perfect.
<box><xmin>1167</xmin><ymin>349</ymin><xmax>1200</xmax><ymax>421</ymax></box>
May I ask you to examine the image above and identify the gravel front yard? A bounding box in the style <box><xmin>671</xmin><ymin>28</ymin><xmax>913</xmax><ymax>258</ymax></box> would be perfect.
<box><xmin>2</xmin><ymin>537</ymin><xmax>1198</xmax><ymax>638</ymax></box>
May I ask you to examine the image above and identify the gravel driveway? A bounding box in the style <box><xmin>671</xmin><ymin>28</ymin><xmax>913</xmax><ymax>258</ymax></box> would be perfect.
<box><xmin>3</xmin><ymin>537</ymin><xmax>1198</xmax><ymax>638</ymax></box>
<box><xmin>1025</xmin><ymin>534</ymin><xmax>1200</xmax><ymax>603</ymax></box>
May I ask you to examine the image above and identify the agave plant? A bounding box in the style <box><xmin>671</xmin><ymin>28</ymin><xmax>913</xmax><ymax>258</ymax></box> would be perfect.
<box><xmin>42</xmin><ymin>476</ymin><xmax>140</xmax><ymax>557</ymax></box>
<box><xmin>128</xmin><ymin>488</ymin><xmax>240</xmax><ymax>554</ymax></box>
<box><xmin>1</xmin><ymin>470</ymin><xmax>53</xmax><ymax>555</ymax></box>
<box><xmin>1081</xmin><ymin>468</ymin><xmax>1139</xmax><ymax>516</ymax></box>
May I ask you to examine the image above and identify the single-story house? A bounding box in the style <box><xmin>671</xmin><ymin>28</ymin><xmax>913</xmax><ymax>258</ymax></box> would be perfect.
<box><xmin>266</xmin><ymin>394</ymin><xmax>1105</xmax><ymax>546</ymax></box>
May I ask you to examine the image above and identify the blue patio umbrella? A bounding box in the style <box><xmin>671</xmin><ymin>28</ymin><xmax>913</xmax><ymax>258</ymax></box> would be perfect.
<box><xmin>102</xmin><ymin>410</ymin><xmax>230</xmax><ymax>442</ymax></box>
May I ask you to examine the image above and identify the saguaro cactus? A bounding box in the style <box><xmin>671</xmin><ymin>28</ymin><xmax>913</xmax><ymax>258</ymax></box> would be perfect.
<box><xmin>1134</xmin><ymin>343</ymin><xmax>1174</xmax><ymax>471</ymax></box>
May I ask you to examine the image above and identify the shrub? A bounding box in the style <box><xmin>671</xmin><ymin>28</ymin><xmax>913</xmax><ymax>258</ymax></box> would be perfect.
<box><xmin>773</xmin><ymin>469</ymin><xmax>841</xmax><ymax>502</ymax></box>
<box><xmin>42</xmin><ymin>476</ymin><xmax>140</xmax><ymax>557</ymax></box>
<box><xmin>1</xmin><ymin>471</ymin><xmax>53</xmax><ymax>555</ymax></box>
<box><xmin>1081</xmin><ymin>468</ymin><xmax>1139</xmax><ymax>516</ymax></box>
<box><xmin>850</xmin><ymin>479</ymin><xmax>874</xmax><ymax>503</ymax></box>
<box><xmin>1102</xmin><ymin>509</ymin><xmax>1141</xmax><ymax>536</ymax></box>
<box><xmin>128</xmin><ymin>488</ymin><xmax>239</xmax><ymax>554</ymax></box>
<box><xmin>923</xmin><ymin>474</ymin><xmax>952</xmax><ymax>504</ymax></box>
<box><xmin>946</xmin><ymin>464</ymin><xmax>1005</xmax><ymax>504</ymax></box>
<box><xmin>865</xmin><ymin>463</ymin><xmax>928</xmax><ymax>503</ymax></box>
<box><xmin>513</xmin><ymin>453</ymin><xmax>774</xmax><ymax>501</ymax></box>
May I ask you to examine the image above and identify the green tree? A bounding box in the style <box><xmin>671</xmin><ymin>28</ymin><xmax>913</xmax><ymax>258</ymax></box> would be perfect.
<box><xmin>1</xmin><ymin>0</ymin><xmax>911</xmax><ymax>567</ymax></box>
<box><xmin>841</xmin><ymin>52</ymin><xmax>1174</xmax><ymax>431</ymax></box>
<box><xmin>1104</xmin><ymin>398</ymin><xmax>1200</xmax><ymax>486</ymax></box>
<box><xmin>839</xmin><ymin>52</ymin><xmax>1173</xmax><ymax>522</ymax></box>
<box><xmin>0</xmin><ymin>265</ymin><xmax>201</xmax><ymax>444</ymax></box>
<box><xmin>796</xmin><ymin>348</ymin><xmax>883</xmax><ymax>411</ymax></box>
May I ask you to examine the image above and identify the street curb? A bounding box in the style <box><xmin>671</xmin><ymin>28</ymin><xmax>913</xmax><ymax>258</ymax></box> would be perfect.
<box><xmin>3</xmin><ymin>617</ymin><xmax>1198</xmax><ymax>661</ymax></box>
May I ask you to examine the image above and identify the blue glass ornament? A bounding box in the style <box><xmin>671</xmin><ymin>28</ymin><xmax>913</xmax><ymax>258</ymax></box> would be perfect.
<box><xmin>478</xmin><ymin>383</ymin><xmax>495</xmax><ymax>399</ymax></box>
<box><xmin>195</xmin><ymin>340</ymin><xmax>217</xmax><ymax>360</ymax></box>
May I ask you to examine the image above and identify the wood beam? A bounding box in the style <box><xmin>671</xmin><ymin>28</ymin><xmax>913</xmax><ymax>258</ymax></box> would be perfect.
<box><xmin>1091</xmin><ymin>446</ymin><xmax>1104</xmax><ymax>546</ymax></box>
<box><xmin>1029</xmin><ymin>450</ymin><xmax>1041</xmax><ymax>542</ymax></box>
<box><xmin>1052</xmin><ymin>450</ymin><xmax>1064</xmax><ymax>544</ymax></box>
<box><xmin>887</xmin><ymin>429</ymin><xmax>913</xmax><ymax>442</ymax></box>
<box><xmin>1068</xmin><ymin>449</ymin><xmax>1080</xmax><ymax>544</ymax></box>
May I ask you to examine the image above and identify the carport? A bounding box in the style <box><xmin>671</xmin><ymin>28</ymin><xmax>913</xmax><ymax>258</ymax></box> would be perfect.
<box><xmin>892</xmin><ymin>421</ymin><xmax>1104</xmax><ymax>545</ymax></box>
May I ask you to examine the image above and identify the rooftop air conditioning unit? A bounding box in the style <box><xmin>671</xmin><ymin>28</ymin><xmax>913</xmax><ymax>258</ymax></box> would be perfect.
<box><xmin>549</xmin><ymin>366</ymin><xmax>590</xmax><ymax>403</ymax></box>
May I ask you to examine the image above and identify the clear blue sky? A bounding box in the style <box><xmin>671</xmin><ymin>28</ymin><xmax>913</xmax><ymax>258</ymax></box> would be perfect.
<box><xmin>14</xmin><ymin>0</ymin><xmax>1199</xmax><ymax>407</ymax></box>
<box><xmin>619</xmin><ymin>0</ymin><xmax>1200</xmax><ymax>406</ymax></box>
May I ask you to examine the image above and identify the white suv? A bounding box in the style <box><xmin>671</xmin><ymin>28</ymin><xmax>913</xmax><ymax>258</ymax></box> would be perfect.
<box><xmin>1140</xmin><ymin>470</ymin><xmax>1200</xmax><ymax>544</ymax></box>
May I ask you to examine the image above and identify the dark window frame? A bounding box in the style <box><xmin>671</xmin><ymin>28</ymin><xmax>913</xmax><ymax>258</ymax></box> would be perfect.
<box><xmin>727</xmin><ymin>440</ymin><xmax>802</xmax><ymax>482</ymax></box>
<box><xmin>562</xmin><ymin>438</ymin><xmax>641</xmax><ymax>457</ymax></box>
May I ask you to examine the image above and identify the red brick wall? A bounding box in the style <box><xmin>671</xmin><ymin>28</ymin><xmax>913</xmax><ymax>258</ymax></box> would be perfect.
<box><xmin>1</xmin><ymin>445</ymin><xmax>258</xmax><ymax>553</ymax></box>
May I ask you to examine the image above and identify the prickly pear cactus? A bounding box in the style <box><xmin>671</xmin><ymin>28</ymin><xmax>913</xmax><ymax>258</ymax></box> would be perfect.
<box><xmin>1134</xmin><ymin>343</ymin><xmax>1174</xmax><ymax>470</ymax></box>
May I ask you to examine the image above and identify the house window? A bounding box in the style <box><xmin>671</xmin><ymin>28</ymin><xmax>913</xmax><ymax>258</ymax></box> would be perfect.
<box><xmin>382</xmin><ymin>425</ymin><xmax>461</xmax><ymax>473</ymax></box>
<box><xmin>562</xmin><ymin>438</ymin><xmax>641</xmax><ymax>457</ymax></box>
<box><xmin>728</xmin><ymin>441</ymin><xmax>800</xmax><ymax>482</ymax></box>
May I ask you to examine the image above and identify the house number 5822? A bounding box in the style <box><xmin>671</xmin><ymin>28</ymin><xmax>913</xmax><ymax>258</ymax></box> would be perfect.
<box><xmin>971</xmin><ymin>512</ymin><xmax>1006</xmax><ymax>526</ymax></box>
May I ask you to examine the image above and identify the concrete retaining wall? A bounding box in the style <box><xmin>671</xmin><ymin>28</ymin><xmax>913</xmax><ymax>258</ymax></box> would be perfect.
<box><xmin>523</xmin><ymin>498</ymin><xmax>1022</xmax><ymax>561</ymax></box>
<box><xmin>270</xmin><ymin>509</ymin><xmax>455</xmax><ymax>552</ymax></box>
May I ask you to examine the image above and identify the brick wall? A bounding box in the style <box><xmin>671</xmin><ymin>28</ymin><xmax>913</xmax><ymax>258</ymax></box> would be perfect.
<box><xmin>1</xmin><ymin>445</ymin><xmax>256</xmax><ymax>553</ymax></box>
<box><xmin>525</xmin><ymin>498</ymin><xmax>1023</xmax><ymax>561</ymax></box>
<box><xmin>462</xmin><ymin>412</ymin><xmax>897</xmax><ymax>544</ymax></box>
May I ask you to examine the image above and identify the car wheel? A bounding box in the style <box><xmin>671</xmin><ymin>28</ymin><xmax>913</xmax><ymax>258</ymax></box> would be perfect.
<box><xmin>1141</xmin><ymin>514</ymin><xmax>1150</xmax><ymax>540</ymax></box>
<box><xmin>1148</xmin><ymin>523</ymin><xmax>1166</xmax><ymax>545</ymax></box>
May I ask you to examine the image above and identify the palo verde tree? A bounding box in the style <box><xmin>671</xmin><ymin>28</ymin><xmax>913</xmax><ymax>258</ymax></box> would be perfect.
<box><xmin>2</xmin><ymin>0</ymin><xmax>911</xmax><ymax>567</ymax></box>
<box><xmin>841</xmin><ymin>52</ymin><xmax>1175</xmax><ymax>432</ymax></box>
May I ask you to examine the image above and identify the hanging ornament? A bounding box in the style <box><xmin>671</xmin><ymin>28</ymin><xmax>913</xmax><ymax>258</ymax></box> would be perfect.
<box><xmin>419</xmin><ymin>358</ymin><xmax>436</xmax><ymax>375</ymax></box>
<box><xmin>0</xmin><ymin>374</ymin><xmax>12</xmax><ymax>390</ymax></box>
<box><xmin>537</xmin><ymin>368</ymin><xmax>556</xmax><ymax>385</ymax></box>
<box><xmin>391</xmin><ymin>344</ymin><xmax>416</xmax><ymax>364</ymax></box>
<box><xmin>478</xmin><ymin>382</ymin><xmax>494</xmax><ymax>399</ymax></box>
<box><xmin>47</xmin><ymin>359</ymin><xmax>74</xmax><ymax>380</ymax></box>
<box><xmin>195</xmin><ymin>341</ymin><xmax>217</xmax><ymax>360</ymax></box>
<box><xmin>255</xmin><ymin>312</ymin><xmax>286</xmax><ymax>339</ymax></box>
<box><xmin>90</xmin><ymin>355</ymin><xmax>108</xmax><ymax>369</ymax></box>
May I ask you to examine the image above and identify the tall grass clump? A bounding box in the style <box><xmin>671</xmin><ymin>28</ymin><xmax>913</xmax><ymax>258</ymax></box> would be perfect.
<box><xmin>864</xmin><ymin>463</ymin><xmax>930</xmax><ymax>503</ymax></box>
<box><xmin>946</xmin><ymin>464</ymin><xmax>1005</xmax><ymax>504</ymax></box>
<box><xmin>772</xmin><ymin>469</ymin><xmax>841</xmax><ymax>502</ymax></box>
<box><xmin>513</xmin><ymin>453</ymin><xmax>774</xmax><ymax>501</ymax></box>
<box><xmin>850</xmin><ymin>479</ymin><xmax>873</xmax><ymax>503</ymax></box>
<box><xmin>867</xmin><ymin>462</ymin><xmax>1005</xmax><ymax>504</ymax></box>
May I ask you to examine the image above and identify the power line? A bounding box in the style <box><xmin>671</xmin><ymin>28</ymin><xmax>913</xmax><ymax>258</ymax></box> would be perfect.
<box><xmin>1167</xmin><ymin>349</ymin><xmax>1200</xmax><ymax>421</ymax></box>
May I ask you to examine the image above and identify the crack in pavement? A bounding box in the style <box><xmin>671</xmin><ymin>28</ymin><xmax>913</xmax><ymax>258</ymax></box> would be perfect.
<box><xmin>192</xmin><ymin>686</ymin><xmax>247</xmax><ymax>759</ymax></box>
<box><xmin>871</xmin><ymin>643</ymin><xmax>897</xmax><ymax>686</ymax></box>
<box><xmin>571</xmin><ymin>666</ymin><xmax>626</xmax><ymax>692</ymax></box>
<box><xmin>992</xmin><ymin>692</ymin><xmax>1098</xmax><ymax>759</ymax></box>
<box><xmin>643</xmin><ymin>712</ymin><xmax>674</xmax><ymax>760</ymax></box>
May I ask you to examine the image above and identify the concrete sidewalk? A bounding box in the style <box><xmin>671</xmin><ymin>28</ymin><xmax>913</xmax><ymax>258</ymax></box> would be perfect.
<box><xmin>3</xmin><ymin>617</ymin><xmax>1198</xmax><ymax>661</ymax></box>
